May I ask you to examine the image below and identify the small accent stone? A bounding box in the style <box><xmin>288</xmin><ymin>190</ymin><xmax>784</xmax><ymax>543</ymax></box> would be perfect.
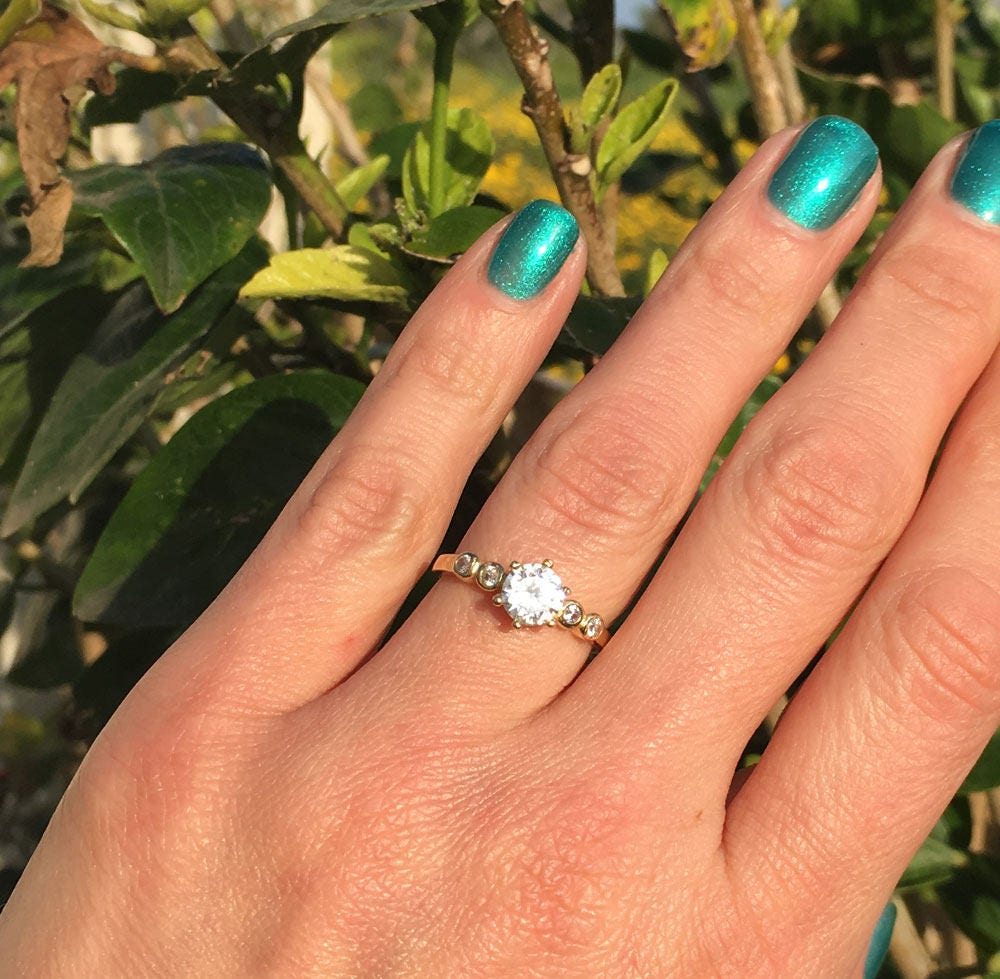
<box><xmin>559</xmin><ymin>601</ymin><xmax>584</xmax><ymax>627</ymax></box>
<box><xmin>580</xmin><ymin>614</ymin><xmax>604</xmax><ymax>640</ymax></box>
<box><xmin>476</xmin><ymin>562</ymin><xmax>505</xmax><ymax>590</ymax></box>
<box><xmin>453</xmin><ymin>553</ymin><xmax>477</xmax><ymax>577</ymax></box>
<box><xmin>500</xmin><ymin>563</ymin><xmax>568</xmax><ymax>626</ymax></box>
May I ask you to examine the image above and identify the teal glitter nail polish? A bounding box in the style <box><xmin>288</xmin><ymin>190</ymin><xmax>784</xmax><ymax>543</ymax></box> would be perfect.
<box><xmin>488</xmin><ymin>199</ymin><xmax>579</xmax><ymax>300</ymax></box>
<box><xmin>951</xmin><ymin>120</ymin><xmax>1000</xmax><ymax>224</ymax></box>
<box><xmin>863</xmin><ymin>902</ymin><xmax>897</xmax><ymax>979</ymax></box>
<box><xmin>767</xmin><ymin>115</ymin><xmax>879</xmax><ymax>231</ymax></box>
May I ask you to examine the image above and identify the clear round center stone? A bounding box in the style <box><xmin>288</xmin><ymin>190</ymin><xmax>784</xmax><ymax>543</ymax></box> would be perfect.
<box><xmin>499</xmin><ymin>563</ymin><xmax>568</xmax><ymax>626</ymax></box>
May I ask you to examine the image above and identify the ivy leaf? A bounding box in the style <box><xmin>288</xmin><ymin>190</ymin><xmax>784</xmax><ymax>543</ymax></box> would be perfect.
<box><xmin>240</xmin><ymin>245</ymin><xmax>415</xmax><ymax>307</ymax></box>
<box><xmin>265</xmin><ymin>0</ymin><xmax>440</xmax><ymax>41</ymax></box>
<box><xmin>406</xmin><ymin>204</ymin><xmax>505</xmax><ymax>259</ymax></box>
<box><xmin>74</xmin><ymin>372</ymin><xmax>365</xmax><ymax>628</ymax></box>
<box><xmin>659</xmin><ymin>0</ymin><xmax>737</xmax><ymax>71</ymax></box>
<box><xmin>2</xmin><ymin>243</ymin><xmax>266</xmax><ymax>536</ymax></box>
<box><xmin>700</xmin><ymin>375</ymin><xmax>782</xmax><ymax>493</ymax></box>
<box><xmin>595</xmin><ymin>79</ymin><xmax>679</xmax><ymax>196</ymax></box>
<box><xmin>72</xmin><ymin>143</ymin><xmax>272</xmax><ymax>314</ymax></box>
<box><xmin>960</xmin><ymin>728</ymin><xmax>1000</xmax><ymax>794</ymax></box>
<box><xmin>402</xmin><ymin>107</ymin><xmax>495</xmax><ymax>218</ymax></box>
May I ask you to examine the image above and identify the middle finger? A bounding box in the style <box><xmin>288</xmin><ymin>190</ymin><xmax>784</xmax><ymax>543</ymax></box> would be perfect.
<box><xmin>360</xmin><ymin>117</ymin><xmax>881</xmax><ymax>728</ymax></box>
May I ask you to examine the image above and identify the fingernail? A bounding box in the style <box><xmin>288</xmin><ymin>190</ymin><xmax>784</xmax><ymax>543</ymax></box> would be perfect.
<box><xmin>950</xmin><ymin>120</ymin><xmax>1000</xmax><ymax>224</ymax></box>
<box><xmin>767</xmin><ymin>115</ymin><xmax>879</xmax><ymax>231</ymax></box>
<box><xmin>487</xmin><ymin>199</ymin><xmax>579</xmax><ymax>300</ymax></box>
<box><xmin>863</xmin><ymin>902</ymin><xmax>897</xmax><ymax>979</ymax></box>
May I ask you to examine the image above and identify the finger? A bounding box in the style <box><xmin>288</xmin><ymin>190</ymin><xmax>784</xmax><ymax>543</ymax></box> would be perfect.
<box><xmin>725</xmin><ymin>307</ymin><xmax>1000</xmax><ymax>976</ymax></box>
<box><xmin>565</xmin><ymin>126</ymin><xmax>1000</xmax><ymax>788</ymax></box>
<box><xmin>148</xmin><ymin>202</ymin><xmax>585</xmax><ymax>714</ymax></box>
<box><xmin>361</xmin><ymin>117</ymin><xmax>881</xmax><ymax>729</ymax></box>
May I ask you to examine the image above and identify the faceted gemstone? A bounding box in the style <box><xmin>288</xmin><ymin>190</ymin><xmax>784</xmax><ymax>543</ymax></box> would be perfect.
<box><xmin>476</xmin><ymin>562</ymin><xmax>505</xmax><ymax>590</ymax></box>
<box><xmin>500</xmin><ymin>563</ymin><xmax>568</xmax><ymax>626</ymax></box>
<box><xmin>453</xmin><ymin>552</ymin><xmax>477</xmax><ymax>578</ymax></box>
<box><xmin>559</xmin><ymin>601</ymin><xmax>584</xmax><ymax>627</ymax></box>
<box><xmin>580</xmin><ymin>614</ymin><xmax>604</xmax><ymax>640</ymax></box>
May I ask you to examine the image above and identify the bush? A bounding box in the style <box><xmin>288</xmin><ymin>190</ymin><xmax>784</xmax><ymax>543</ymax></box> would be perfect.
<box><xmin>0</xmin><ymin>0</ymin><xmax>998</xmax><ymax>972</ymax></box>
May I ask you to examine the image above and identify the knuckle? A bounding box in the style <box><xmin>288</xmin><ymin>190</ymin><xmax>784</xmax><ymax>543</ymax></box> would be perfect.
<box><xmin>884</xmin><ymin>567</ymin><xmax>1000</xmax><ymax>722</ymax></box>
<box><xmin>875</xmin><ymin>244</ymin><xmax>997</xmax><ymax>343</ymax></box>
<box><xmin>680</xmin><ymin>236</ymin><xmax>776</xmax><ymax>325</ymax></box>
<box><xmin>296</xmin><ymin>441</ymin><xmax>436</xmax><ymax>558</ymax></box>
<box><xmin>734</xmin><ymin>419</ymin><xmax>901</xmax><ymax>571</ymax></box>
<box><xmin>524</xmin><ymin>395</ymin><xmax>691</xmax><ymax>544</ymax></box>
<box><xmin>389</xmin><ymin>323</ymin><xmax>504</xmax><ymax>415</ymax></box>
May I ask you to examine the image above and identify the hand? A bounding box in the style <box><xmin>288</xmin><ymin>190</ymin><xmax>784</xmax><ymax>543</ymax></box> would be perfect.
<box><xmin>3</xmin><ymin>116</ymin><xmax>1000</xmax><ymax>978</ymax></box>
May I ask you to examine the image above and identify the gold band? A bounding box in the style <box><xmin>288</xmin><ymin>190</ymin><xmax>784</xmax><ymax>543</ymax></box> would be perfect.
<box><xmin>432</xmin><ymin>553</ymin><xmax>610</xmax><ymax>650</ymax></box>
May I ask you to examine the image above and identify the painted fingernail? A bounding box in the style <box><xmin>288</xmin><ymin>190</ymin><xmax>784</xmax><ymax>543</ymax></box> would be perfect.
<box><xmin>950</xmin><ymin>120</ymin><xmax>1000</xmax><ymax>224</ymax></box>
<box><xmin>487</xmin><ymin>199</ymin><xmax>579</xmax><ymax>300</ymax></box>
<box><xmin>767</xmin><ymin>115</ymin><xmax>879</xmax><ymax>231</ymax></box>
<box><xmin>863</xmin><ymin>902</ymin><xmax>897</xmax><ymax>979</ymax></box>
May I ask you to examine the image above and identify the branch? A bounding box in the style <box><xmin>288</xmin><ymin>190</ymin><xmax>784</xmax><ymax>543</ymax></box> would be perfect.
<box><xmin>889</xmin><ymin>896</ymin><xmax>937</xmax><ymax>979</ymax></box>
<box><xmin>732</xmin><ymin>0</ymin><xmax>787</xmax><ymax>137</ymax></box>
<box><xmin>934</xmin><ymin>0</ymin><xmax>956</xmax><ymax>120</ymax></box>
<box><xmin>482</xmin><ymin>0</ymin><xmax>624</xmax><ymax>297</ymax></box>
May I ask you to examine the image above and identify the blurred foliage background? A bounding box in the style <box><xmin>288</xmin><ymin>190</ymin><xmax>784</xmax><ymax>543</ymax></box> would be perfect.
<box><xmin>0</xmin><ymin>0</ymin><xmax>999</xmax><ymax>973</ymax></box>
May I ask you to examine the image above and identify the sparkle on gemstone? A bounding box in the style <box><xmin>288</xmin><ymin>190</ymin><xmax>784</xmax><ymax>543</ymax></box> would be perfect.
<box><xmin>477</xmin><ymin>562</ymin><xmax>505</xmax><ymax>589</ymax></box>
<box><xmin>454</xmin><ymin>553</ymin><xmax>477</xmax><ymax>577</ymax></box>
<box><xmin>580</xmin><ymin>614</ymin><xmax>604</xmax><ymax>640</ymax></box>
<box><xmin>500</xmin><ymin>562</ymin><xmax>569</xmax><ymax>626</ymax></box>
<box><xmin>559</xmin><ymin>601</ymin><xmax>584</xmax><ymax>627</ymax></box>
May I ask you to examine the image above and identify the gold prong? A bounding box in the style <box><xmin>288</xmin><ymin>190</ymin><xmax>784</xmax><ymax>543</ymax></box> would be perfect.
<box><xmin>492</xmin><ymin>595</ymin><xmax>504</xmax><ymax>605</ymax></box>
<box><xmin>513</xmin><ymin>618</ymin><xmax>523</xmax><ymax>629</ymax></box>
<box><xmin>547</xmin><ymin>621</ymin><xmax>556</xmax><ymax>627</ymax></box>
<box><xmin>543</xmin><ymin>559</ymin><xmax>553</xmax><ymax>568</ymax></box>
<box><xmin>510</xmin><ymin>561</ymin><xmax>521</xmax><ymax>569</ymax></box>
<box><xmin>564</xmin><ymin>588</ymin><xmax>571</xmax><ymax>595</ymax></box>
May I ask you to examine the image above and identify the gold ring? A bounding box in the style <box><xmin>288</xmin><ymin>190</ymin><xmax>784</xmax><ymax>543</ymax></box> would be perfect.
<box><xmin>432</xmin><ymin>553</ymin><xmax>610</xmax><ymax>650</ymax></box>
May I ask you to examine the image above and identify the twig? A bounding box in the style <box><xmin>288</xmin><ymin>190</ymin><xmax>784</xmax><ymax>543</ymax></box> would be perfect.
<box><xmin>934</xmin><ymin>0</ymin><xmax>956</xmax><ymax>120</ymax></box>
<box><xmin>890</xmin><ymin>895</ymin><xmax>937</xmax><ymax>979</ymax></box>
<box><xmin>482</xmin><ymin>0</ymin><xmax>624</xmax><ymax>297</ymax></box>
<box><xmin>731</xmin><ymin>0</ymin><xmax>787</xmax><ymax>137</ymax></box>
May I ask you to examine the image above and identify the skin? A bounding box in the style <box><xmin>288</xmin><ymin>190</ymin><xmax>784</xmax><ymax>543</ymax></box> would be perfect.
<box><xmin>2</xmin><ymin>124</ymin><xmax>1000</xmax><ymax>977</ymax></box>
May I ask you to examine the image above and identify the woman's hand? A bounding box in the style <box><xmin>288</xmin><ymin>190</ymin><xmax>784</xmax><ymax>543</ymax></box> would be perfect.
<box><xmin>3</xmin><ymin>116</ymin><xmax>1000</xmax><ymax>978</ymax></box>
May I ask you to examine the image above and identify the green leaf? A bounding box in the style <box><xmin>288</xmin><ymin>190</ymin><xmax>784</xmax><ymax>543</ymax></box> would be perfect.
<box><xmin>896</xmin><ymin>835</ymin><xmax>967</xmax><ymax>891</ymax></box>
<box><xmin>557</xmin><ymin>296</ymin><xmax>643</xmax><ymax>359</ymax></box>
<box><xmin>595</xmin><ymin>79</ymin><xmax>679</xmax><ymax>195</ymax></box>
<box><xmin>72</xmin><ymin>143</ymin><xmax>272</xmax><ymax>314</ymax></box>
<box><xmin>0</xmin><ymin>241</ymin><xmax>96</xmax><ymax>342</ymax></box>
<box><xmin>335</xmin><ymin>155</ymin><xmax>390</xmax><ymax>211</ymax></box>
<box><xmin>2</xmin><ymin>244</ymin><xmax>267</xmax><ymax>536</ymax></box>
<box><xmin>74</xmin><ymin>372</ymin><xmax>365</xmax><ymax>628</ymax></box>
<box><xmin>939</xmin><ymin>853</ymin><xmax>1000</xmax><ymax>956</ymax></box>
<box><xmin>240</xmin><ymin>246</ymin><xmax>414</xmax><ymax>306</ymax></box>
<box><xmin>0</xmin><ymin>287</ymin><xmax>108</xmax><ymax>475</ymax></box>
<box><xmin>659</xmin><ymin>0</ymin><xmax>737</xmax><ymax>70</ymax></box>
<box><xmin>580</xmin><ymin>64</ymin><xmax>624</xmax><ymax>131</ymax></box>
<box><xmin>960</xmin><ymin>728</ymin><xmax>1000</xmax><ymax>794</ymax></box>
<box><xmin>971</xmin><ymin>0</ymin><xmax>1000</xmax><ymax>46</ymax></box>
<box><xmin>700</xmin><ymin>375</ymin><xmax>782</xmax><ymax>493</ymax></box>
<box><xmin>402</xmin><ymin>107</ymin><xmax>495</xmax><ymax>217</ymax></box>
<box><xmin>369</xmin><ymin>121</ymin><xmax>422</xmax><ymax>179</ymax></box>
<box><xmin>407</xmin><ymin>204</ymin><xmax>505</xmax><ymax>259</ymax></box>
<box><xmin>266</xmin><ymin>0</ymin><xmax>440</xmax><ymax>40</ymax></box>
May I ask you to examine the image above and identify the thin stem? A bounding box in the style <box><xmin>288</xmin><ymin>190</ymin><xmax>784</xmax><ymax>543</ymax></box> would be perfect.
<box><xmin>732</xmin><ymin>0</ymin><xmax>787</xmax><ymax>137</ymax></box>
<box><xmin>429</xmin><ymin>29</ymin><xmax>459</xmax><ymax>217</ymax></box>
<box><xmin>934</xmin><ymin>0</ymin><xmax>956</xmax><ymax>121</ymax></box>
<box><xmin>482</xmin><ymin>0</ymin><xmax>624</xmax><ymax>297</ymax></box>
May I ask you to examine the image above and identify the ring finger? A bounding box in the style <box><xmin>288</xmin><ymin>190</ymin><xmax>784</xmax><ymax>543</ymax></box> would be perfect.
<box><xmin>362</xmin><ymin>117</ymin><xmax>882</xmax><ymax>728</ymax></box>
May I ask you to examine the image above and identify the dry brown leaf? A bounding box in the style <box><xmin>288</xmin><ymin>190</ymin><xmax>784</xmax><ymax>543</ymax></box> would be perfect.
<box><xmin>0</xmin><ymin>3</ymin><xmax>120</xmax><ymax>267</ymax></box>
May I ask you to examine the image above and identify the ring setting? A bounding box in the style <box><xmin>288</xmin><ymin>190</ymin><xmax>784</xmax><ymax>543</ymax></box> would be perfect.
<box><xmin>433</xmin><ymin>552</ymin><xmax>609</xmax><ymax>648</ymax></box>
